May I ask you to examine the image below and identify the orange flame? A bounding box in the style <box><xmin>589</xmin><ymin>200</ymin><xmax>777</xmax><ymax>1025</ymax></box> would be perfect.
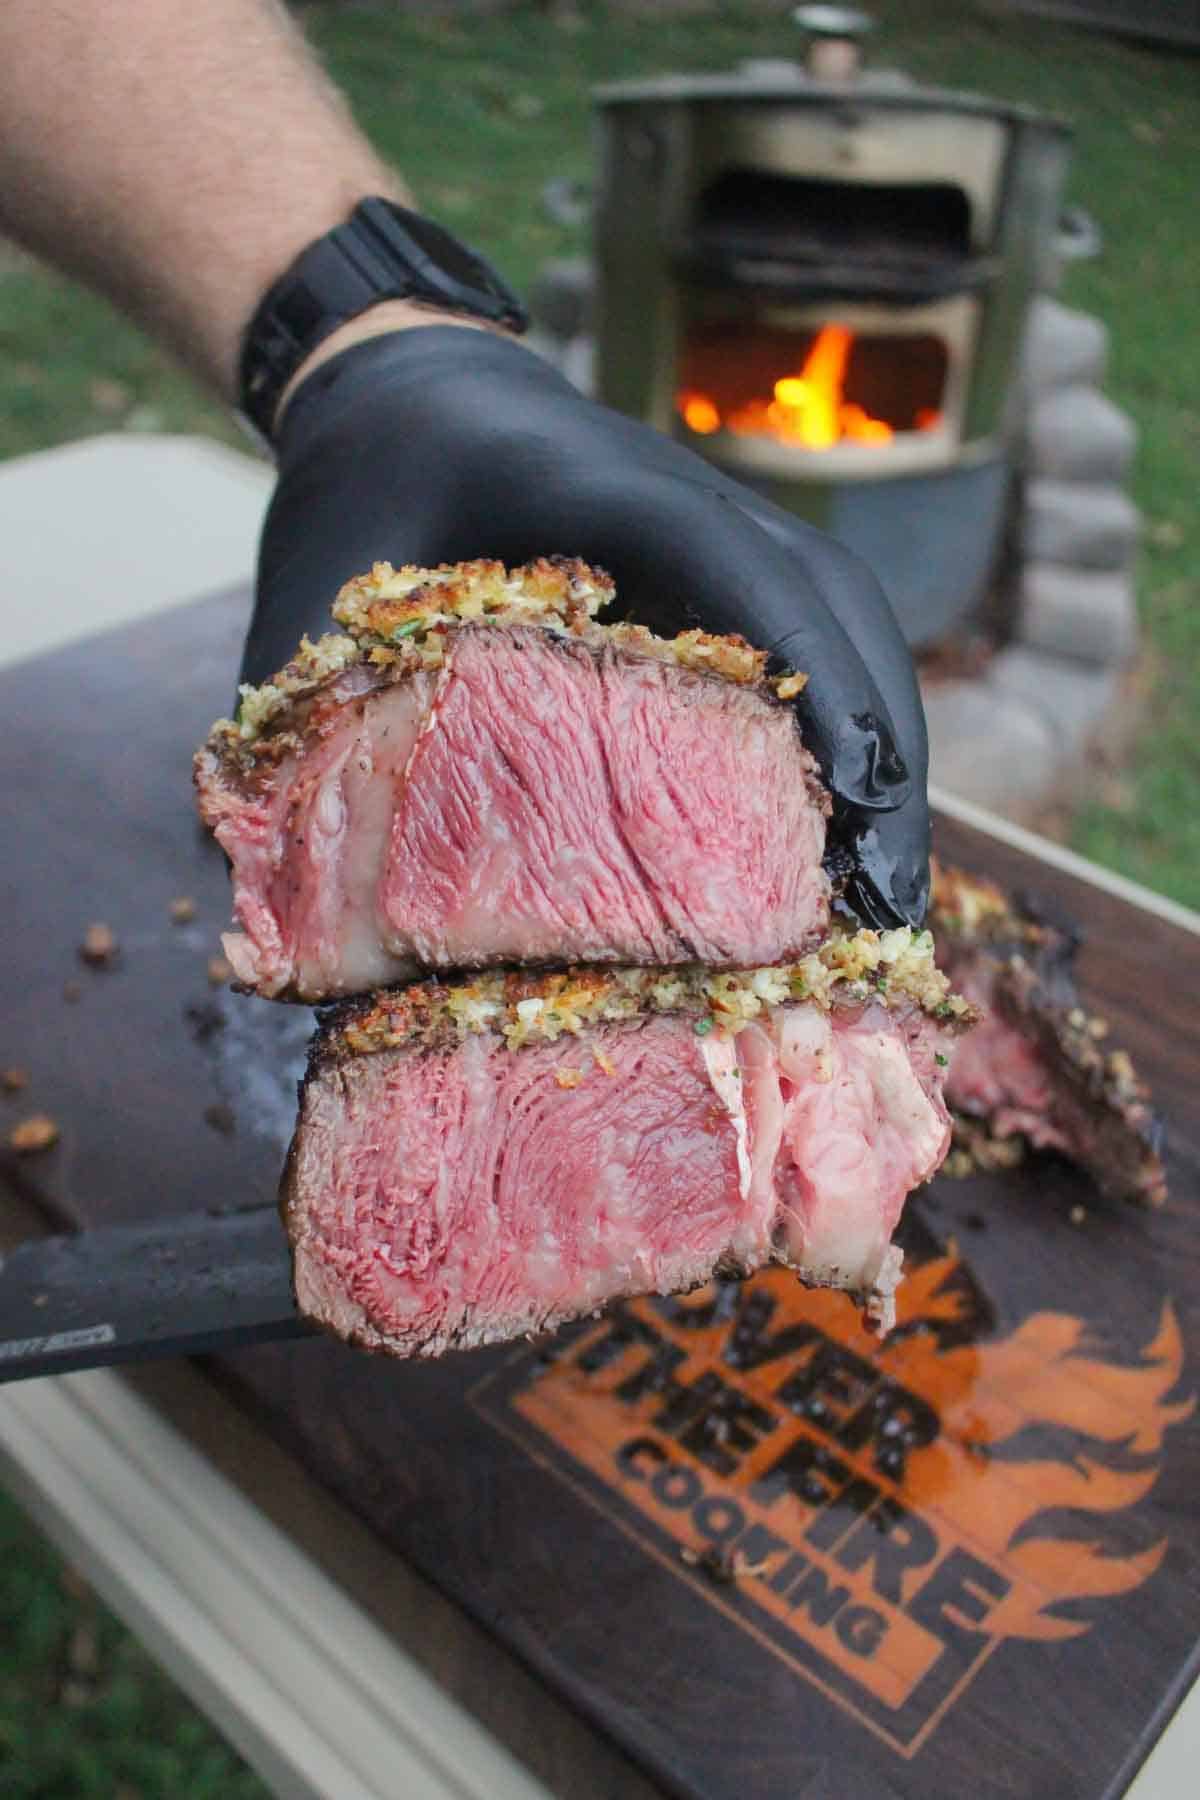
<box><xmin>679</xmin><ymin>391</ymin><xmax>721</xmax><ymax>435</ymax></box>
<box><xmin>693</xmin><ymin>1257</ymin><xmax>1192</xmax><ymax>1643</ymax></box>
<box><xmin>677</xmin><ymin>324</ymin><xmax>907</xmax><ymax>449</ymax></box>
<box><xmin>881</xmin><ymin>1267</ymin><xmax>1192</xmax><ymax>1641</ymax></box>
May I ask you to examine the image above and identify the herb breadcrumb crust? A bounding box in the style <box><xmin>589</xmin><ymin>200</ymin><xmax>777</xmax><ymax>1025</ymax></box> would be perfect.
<box><xmin>204</xmin><ymin>556</ymin><xmax>808</xmax><ymax>764</ymax></box>
<box><xmin>325</xmin><ymin>924</ymin><xmax>974</xmax><ymax>1060</ymax></box>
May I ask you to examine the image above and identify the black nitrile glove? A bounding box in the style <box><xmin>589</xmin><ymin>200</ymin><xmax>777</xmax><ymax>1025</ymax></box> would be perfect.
<box><xmin>250</xmin><ymin>327</ymin><xmax>930</xmax><ymax>928</ymax></box>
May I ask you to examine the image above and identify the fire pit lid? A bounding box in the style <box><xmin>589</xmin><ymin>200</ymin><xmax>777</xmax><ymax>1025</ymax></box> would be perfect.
<box><xmin>593</xmin><ymin>70</ymin><xmax>1067</xmax><ymax>136</ymax></box>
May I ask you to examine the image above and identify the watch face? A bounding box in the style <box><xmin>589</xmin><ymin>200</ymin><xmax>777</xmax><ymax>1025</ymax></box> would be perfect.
<box><xmin>355</xmin><ymin>198</ymin><xmax>527</xmax><ymax>327</ymax></box>
<box><xmin>402</xmin><ymin>211</ymin><xmax>492</xmax><ymax>289</ymax></box>
<box><xmin>361</xmin><ymin>199</ymin><xmax>520</xmax><ymax>318</ymax></box>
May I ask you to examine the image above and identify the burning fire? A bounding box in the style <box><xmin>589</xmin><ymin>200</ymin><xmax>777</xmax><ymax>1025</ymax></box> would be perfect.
<box><xmin>678</xmin><ymin>323</ymin><xmax>941</xmax><ymax>449</ymax></box>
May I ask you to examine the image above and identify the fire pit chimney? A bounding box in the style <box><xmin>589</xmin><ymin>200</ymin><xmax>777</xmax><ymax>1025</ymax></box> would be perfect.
<box><xmin>792</xmin><ymin>5</ymin><xmax>873</xmax><ymax>83</ymax></box>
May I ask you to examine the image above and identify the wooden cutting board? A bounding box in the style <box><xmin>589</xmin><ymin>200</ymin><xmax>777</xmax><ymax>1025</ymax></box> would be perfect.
<box><xmin>2</xmin><ymin>592</ymin><xmax>1198</xmax><ymax>1800</ymax></box>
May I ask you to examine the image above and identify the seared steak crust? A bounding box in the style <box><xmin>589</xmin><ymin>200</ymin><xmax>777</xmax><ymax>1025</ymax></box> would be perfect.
<box><xmin>931</xmin><ymin>861</ymin><xmax>1166</xmax><ymax>1206</ymax></box>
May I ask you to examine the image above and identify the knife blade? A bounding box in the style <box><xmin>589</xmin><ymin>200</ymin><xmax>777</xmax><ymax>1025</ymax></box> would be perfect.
<box><xmin>0</xmin><ymin>1206</ymin><xmax>313</xmax><ymax>1383</ymax></box>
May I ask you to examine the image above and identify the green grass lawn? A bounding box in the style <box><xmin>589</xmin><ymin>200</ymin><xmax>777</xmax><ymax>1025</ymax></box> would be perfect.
<box><xmin>0</xmin><ymin>1484</ymin><xmax>268</xmax><ymax>1798</ymax></box>
<box><xmin>1</xmin><ymin>4</ymin><xmax>1196</xmax><ymax>1792</ymax></box>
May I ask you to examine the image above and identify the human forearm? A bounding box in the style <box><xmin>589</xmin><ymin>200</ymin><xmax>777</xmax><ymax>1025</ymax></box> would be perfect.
<box><xmin>0</xmin><ymin>0</ymin><xmax>410</xmax><ymax>399</ymax></box>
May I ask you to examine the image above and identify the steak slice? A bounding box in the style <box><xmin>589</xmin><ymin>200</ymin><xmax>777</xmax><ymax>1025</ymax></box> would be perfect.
<box><xmin>282</xmin><ymin>928</ymin><xmax>970</xmax><ymax>1357</ymax></box>
<box><xmin>196</xmin><ymin>558</ymin><xmax>829</xmax><ymax>1001</ymax></box>
<box><xmin>931</xmin><ymin>861</ymin><xmax>1167</xmax><ymax>1206</ymax></box>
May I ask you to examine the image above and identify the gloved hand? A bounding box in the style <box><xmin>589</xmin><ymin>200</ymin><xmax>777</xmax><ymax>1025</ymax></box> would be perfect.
<box><xmin>249</xmin><ymin>326</ymin><xmax>930</xmax><ymax>928</ymax></box>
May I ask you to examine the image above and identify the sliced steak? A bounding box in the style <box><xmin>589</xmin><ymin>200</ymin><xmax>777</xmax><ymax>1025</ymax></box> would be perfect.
<box><xmin>196</xmin><ymin>559</ymin><xmax>829</xmax><ymax>1001</ymax></box>
<box><xmin>931</xmin><ymin>861</ymin><xmax>1167</xmax><ymax>1206</ymax></box>
<box><xmin>282</xmin><ymin>930</ymin><xmax>969</xmax><ymax>1357</ymax></box>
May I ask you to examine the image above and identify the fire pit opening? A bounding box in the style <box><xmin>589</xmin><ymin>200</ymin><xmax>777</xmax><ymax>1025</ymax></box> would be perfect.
<box><xmin>687</xmin><ymin>170</ymin><xmax>974</xmax><ymax>292</ymax></box>
<box><xmin>676</xmin><ymin>320</ymin><xmax>949</xmax><ymax>450</ymax></box>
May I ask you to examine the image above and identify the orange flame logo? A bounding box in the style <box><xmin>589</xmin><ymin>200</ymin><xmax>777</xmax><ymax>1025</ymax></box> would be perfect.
<box><xmin>479</xmin><ymin>1246</ymin><xmax>1192</xmax><ymax>1753</ymax></box>
<box><xmin>812</xmin><ymin>1252</ymin><xmax>1194</xmax><ymax>1642</ymax></box>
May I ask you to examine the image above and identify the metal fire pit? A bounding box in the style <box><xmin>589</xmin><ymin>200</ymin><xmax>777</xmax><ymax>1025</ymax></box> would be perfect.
<box><xmin>590</xmin><ymin>9</ymin><xmax>1072</xmax><ymax>646</ymax></box>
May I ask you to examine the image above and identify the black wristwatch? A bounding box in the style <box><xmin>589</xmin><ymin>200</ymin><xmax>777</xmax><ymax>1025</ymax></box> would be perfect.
<box><xmin>237</xmin><ymin>197</ymin><xmax>529</xmax><ymax>445</ymax></box>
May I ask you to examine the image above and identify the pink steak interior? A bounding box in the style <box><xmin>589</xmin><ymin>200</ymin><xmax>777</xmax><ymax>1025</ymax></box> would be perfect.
<box><xmin>285</xmin><ymin>1000</ymin><xmax>952</xmax><ymax>1357</ymax></box>
<box><xmin>201</xmin><ymin>628</ymin><xmax>830</xmax><ymax>999</ymax></box>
